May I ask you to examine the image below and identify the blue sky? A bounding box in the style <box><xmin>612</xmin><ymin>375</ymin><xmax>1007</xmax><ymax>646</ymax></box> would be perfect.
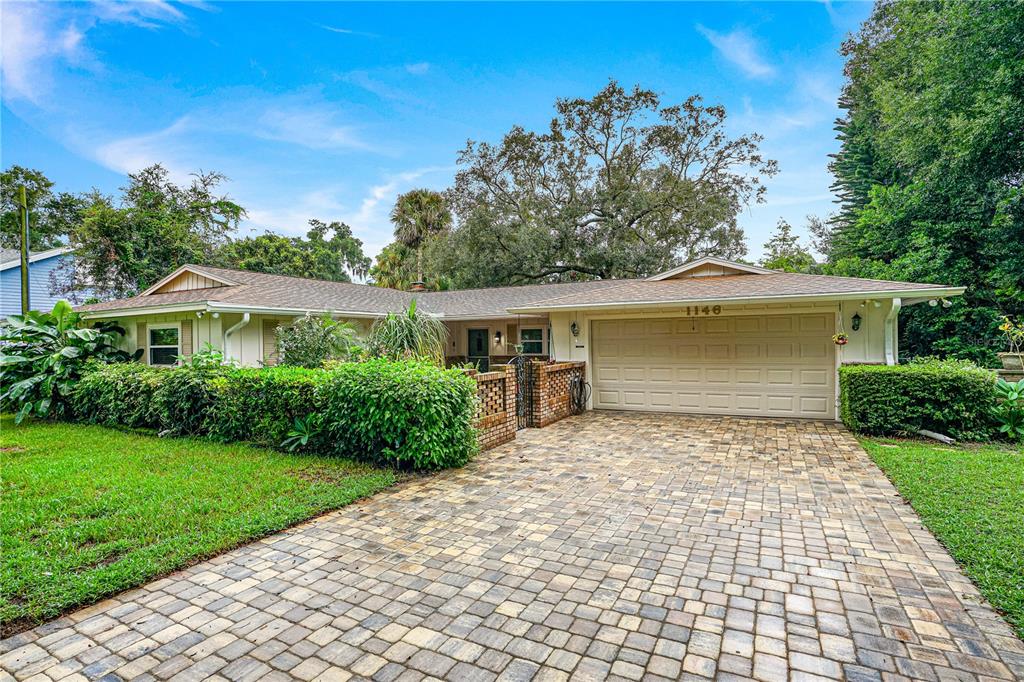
<box><xmin>1</xmin><ymin>1</ymin><xmax>871</xmax><ymax>265</ymax></box>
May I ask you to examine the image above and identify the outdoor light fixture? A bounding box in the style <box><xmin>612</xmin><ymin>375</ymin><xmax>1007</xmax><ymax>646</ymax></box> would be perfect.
<box><xmin>570</xmin><ymin>320</ymin><xmax>580</xmax><ymax>337</ymax></box>
<box><xmin>851</xmin><ymin>312</ymin><xmax>862</xmax><ymax>331</ymax></box>
<box><xmin>195</xmin><ymin>311</ymin><xmax>205</xmax><ymax>319</ymax></box>
<box><xmin>929</xmin><ymin>299</ymin><xmax>938</xmax><ymax>307</ymax></box>
<box><xmin>494</xmin><ymin>330</ymin><xmax>502</xmax><ymax>345</ymax></box>
<box><xmin>942</xmin><ymin>298</ymin><xmax>952</xmax><ymax>308</ymax></box>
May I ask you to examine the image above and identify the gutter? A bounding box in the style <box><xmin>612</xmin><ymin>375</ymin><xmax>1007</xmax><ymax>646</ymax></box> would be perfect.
<box><xmin>222</xmin><ymin>313</ymin><xmax>251</xmax><ymax>363</ymax></box>
<box><xmin>884</xmin><ymin>298</ymin><xmax>902</xmax><ymax>366</ymax></box>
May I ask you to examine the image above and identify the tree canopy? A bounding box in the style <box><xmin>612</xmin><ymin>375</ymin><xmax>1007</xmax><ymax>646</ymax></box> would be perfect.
<box><xmin>824</xmin><ymin>0</ymin><xmax>1024</xmax><ymax>364</ymax></box>
<box><xmin>760</xmin><ymin>219</ymin><xmax>818</xmax><ymax>273</ymax></box>
<box><xmin>390</xmin><ymin>189</ymin><xmax>452</xmax><ymax>283</ymax></box>
<box><xmin>214</xmin><ymin>219</ymin><xmax>370</xmax><ymax>283</ymax></box>
<box><xmin>1</xmin><ymin>166</ymin><xmax>85</xmax><ymax>251</ymax></box>
<box><xmin>433</xmin><ymin>81</ymin><xmax>777</xmax><ymax>287</ymax></box>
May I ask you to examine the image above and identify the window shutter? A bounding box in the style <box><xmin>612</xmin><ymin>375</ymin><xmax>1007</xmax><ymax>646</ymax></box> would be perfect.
<box><xmin>263</xmin><ymin>319</ymin><xmax>279</xmax><ymax>366</ymax></box>
<box><xmin>180</xmin><ymin>319</ymin><xmax>193</xmax><ymax>357</ymax></box>
<box><xmin>137</xmin><ymin>322</ymin><xmax>148</xmax><ymax>363</ymax></box>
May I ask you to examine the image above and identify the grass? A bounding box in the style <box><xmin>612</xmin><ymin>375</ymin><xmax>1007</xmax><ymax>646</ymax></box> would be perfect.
<box><xmin>862</xmin><ymin>437</ymin><xmax>1024</xmax><ymax>640</ymax></box>
<box><xmin>0</xmin><ymin>416</ymin><xmax>396</xmax><ymax>635</ymax></box>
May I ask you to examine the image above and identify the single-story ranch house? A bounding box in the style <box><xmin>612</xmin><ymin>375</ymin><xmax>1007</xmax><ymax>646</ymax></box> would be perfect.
<box><xmin>77</xmin><ymin>257</ymin><xmax>964</xmax><ymax>420</ymax></box>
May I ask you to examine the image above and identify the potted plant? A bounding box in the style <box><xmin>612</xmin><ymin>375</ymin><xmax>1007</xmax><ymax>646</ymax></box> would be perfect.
<box><xmin>832</xmin><ymin>332</ymin><xmax>849</xmax><ymax>346</ymax></box>
<box><xmin>997</xmin><ymin>316</ymin><xmax>1024</xmax><ymax>370</ymax></box>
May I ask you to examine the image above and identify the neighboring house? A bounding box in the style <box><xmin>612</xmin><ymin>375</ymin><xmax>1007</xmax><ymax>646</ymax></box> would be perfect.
<box><xmin>77</xmin><ymin>257</ymin><xmax>964</xmax><ymax>420</ymax></box>
<box><xmin>0</xmin><ymin>247</ymin><xmax>77</xmax><ymax>318</ymax></box>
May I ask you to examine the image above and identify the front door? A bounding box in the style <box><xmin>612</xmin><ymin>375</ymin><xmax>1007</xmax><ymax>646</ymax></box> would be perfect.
<box><xmin>467</xmin><ymin>328</ymin><xmax>490</xmax><ymax>372</ymax></box>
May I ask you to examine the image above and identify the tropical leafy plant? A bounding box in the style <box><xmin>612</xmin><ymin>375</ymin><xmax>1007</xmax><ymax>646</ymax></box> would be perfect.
<box><xmin>0</xmin><ymin>300</ymin><xmax>139</xmax><ymax>423</ymax></box>
<box><xmin>276</xmin><ymin>313</ymin><xmax>362</xmax><ymax>368</ymax></box>
<box><xmin>993</xmin><ymin>379</ymin><xmax>1024</xmax><ymax>442</ymax></box>
<box><xmin>367</xmin><ymin>300</ymin><xmax>448</xmax><ymax>365</ymax></box>
<box><xmin>179</xmin><ymin>342</ymin><xmax>234</xmax><ymax>368</ymax></box>
<box><xmin>280</xmin><ymin>415</ymin><xmax>322</xmax><ymax>452</ymax></box>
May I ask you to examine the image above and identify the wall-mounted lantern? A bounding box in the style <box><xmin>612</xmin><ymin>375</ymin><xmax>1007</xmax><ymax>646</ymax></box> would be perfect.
<box><xmin>570</xmin><ymin>321</ymin><xmax>580</xmax><ymax>337</ymax></box>
<box><xmin>494</xmin><ymin>330</ymin><xmax>503</xmax><ymax>345</ymax></box>
<box><xmin>851</xmin><ymin>312</ymin><xmax>862</xmax><ymax>332</ymax></box>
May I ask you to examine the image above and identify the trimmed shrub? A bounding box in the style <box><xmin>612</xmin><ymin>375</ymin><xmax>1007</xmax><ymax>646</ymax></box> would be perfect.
<box><xmin>71</xmin><ymin>363</ymin><xmax>165</xmax><ymax>429</ymax></box>
<box><xmin>839</xmin><ymin>359</ymin><xmax>997</xmax><ymax>440</ymax></box>
<box><xmin>152</xmin><ymin>366</ymin><xmax>227</xmax><ymax>436</ymax></box>
<box><xmin>316</xmin><ymin>359</ymin><xmax>478</xmax><ymax>470</ymax></box>
<box><xmin>206</xmin><ymin>366</ymin><xmax>330</xmax><ymax>448</ymax></box>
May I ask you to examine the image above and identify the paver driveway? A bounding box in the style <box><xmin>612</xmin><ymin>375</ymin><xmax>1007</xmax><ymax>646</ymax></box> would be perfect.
<box><xmin>3</xmin><ymin>413</ymin><xmax>1022</xmax><ymax>682</ymax></box>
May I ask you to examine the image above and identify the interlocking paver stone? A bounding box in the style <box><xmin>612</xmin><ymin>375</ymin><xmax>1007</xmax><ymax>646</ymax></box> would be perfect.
<box><xmin>3</xmin><ymin>413</ymin><xmax>1022</xmax><ymax>681</ymax></box>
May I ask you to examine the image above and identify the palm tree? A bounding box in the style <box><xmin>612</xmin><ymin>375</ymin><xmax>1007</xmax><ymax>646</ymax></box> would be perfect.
<box><xmin>390</xmin><ymin>189</ymin><xmax>452</xmax><ymax>284</ymax></box>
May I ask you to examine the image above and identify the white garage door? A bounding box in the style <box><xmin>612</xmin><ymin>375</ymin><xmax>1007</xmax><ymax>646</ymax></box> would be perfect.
<box><xmin>592</xmin><ymin>314</ymin><xmax>836</xmax><ymax>418</ymax></box>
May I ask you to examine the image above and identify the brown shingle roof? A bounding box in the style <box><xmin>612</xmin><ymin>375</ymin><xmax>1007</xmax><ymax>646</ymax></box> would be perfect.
<box><xmin>508</xmin><ymin>272</ymin><xmax>961</xmax><ymax>311</ymax></box>
<box><xmin>77</xmin><ymin>264</ymin><xmax>962</xmax><ymax>318</ymax></box>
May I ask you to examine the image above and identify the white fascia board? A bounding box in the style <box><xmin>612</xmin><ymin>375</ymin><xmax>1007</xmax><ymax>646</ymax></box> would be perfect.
<box><xmin>0</xmin><ymin>246</ymin><xmax>74</xmax><ymax>272</ymax></box>
<box><xmin>506</xmin><ymin>287</ymin><xmax>967</xmax><ymax>314</ymax></box>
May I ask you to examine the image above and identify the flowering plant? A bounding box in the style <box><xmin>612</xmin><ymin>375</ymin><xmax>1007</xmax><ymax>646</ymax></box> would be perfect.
<box><xmin>998</xmin><ymin>316</ymin><xmax>1024</xmax><ymax>356</ymax></box>
<box><xmin>832</xmin><ymin>332</ymin><xmax>849</xmax><ymax>345</ymax></box>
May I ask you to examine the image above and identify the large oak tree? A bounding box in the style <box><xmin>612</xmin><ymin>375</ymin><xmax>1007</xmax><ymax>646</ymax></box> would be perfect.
<box><xmin>434</xmin><ymin>81</ymin><xmax>777</xmax><ymax>287</ymax></box>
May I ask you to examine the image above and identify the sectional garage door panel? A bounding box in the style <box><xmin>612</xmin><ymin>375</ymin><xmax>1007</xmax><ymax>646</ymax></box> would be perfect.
<box><xmin>592</xmin><ymin>315</ymin><xmax>835</xmax><ymax>418</ymax></box>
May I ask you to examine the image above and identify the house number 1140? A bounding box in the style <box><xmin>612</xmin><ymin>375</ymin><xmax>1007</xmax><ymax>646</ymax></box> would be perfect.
<box><xmin>685</xmin><ymin>305</ymin><xmax>722</xmax><ymax>316</ymax></box>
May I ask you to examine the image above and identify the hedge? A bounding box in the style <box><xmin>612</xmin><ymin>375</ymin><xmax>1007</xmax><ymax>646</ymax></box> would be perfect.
<box><xmin>70</xmin><ymin>359</ymin><xmax>478</xmax><ymax>470</ymax></box>
<box><xmin>206</xmin><ymin>366</ymin><xmax>329</xmax><ymax>448</ymax></box>
<box><xmin>839</xmin><ymin>359</ymin><xmax>997</xmax><ymax>441</ymax></box>
<box><xmin>316</xmin><ymin>360</ymin><xmax>478</xmax><ymax>470</ymax></box>
<box><xmin>71</xmin><ymin>363</ymin><xmax>165</xmax><ymax>430</ymax></box>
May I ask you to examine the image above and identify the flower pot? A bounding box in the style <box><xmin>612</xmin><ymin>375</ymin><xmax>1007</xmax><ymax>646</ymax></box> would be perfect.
<box><xmin>998</xmin><ymin>353</ymin><xmax>1024</xmax><ymax>371</ymax></box>
<box><xmin>834</xmin><ymin>339</ymin><xmax>848</xmax><ymax>346</ymax></box>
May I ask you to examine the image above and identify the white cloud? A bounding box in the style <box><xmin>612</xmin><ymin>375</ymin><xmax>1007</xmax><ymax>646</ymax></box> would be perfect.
<box><xmin>316</xmin><ymin>24</ymin><xmax>377</xmax><ymax>38</ymax></box>
<box><xmin>254</xmin><ymin>106</ymin><xmax>371</xmax><ymax>151</ymax></box>
<box><xmin>1</xmin><ymin>1</ymin><xmax>199</xmax><ymax>105</ymax></box>
<box><xmin>696</xmin><ymin>25</ymin><xmax>776</xmax><ymax>79</ymax></box>
<box><xmin>405</xmin><ymin>62</ymin><xmax>430</xmax><ymax>75</ymax></box>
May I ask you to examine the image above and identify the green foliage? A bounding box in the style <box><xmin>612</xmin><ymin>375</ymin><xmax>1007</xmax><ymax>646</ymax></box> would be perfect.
<box><xmin>316</xmin><ymin>359</ymin><xmax>478</xmax><ymax>470</ymax></box>
<box><xmin>281</xmin><ymin>415</ymin><xmax>321</xmax><ymax>452</ymax></box>
<box><xmin>212</xmin><ymin>219</ymin><xmax>370</xmax><ymax>282</ymax></box>
<box><xmin>839</xmin><ymin>359</ymin><xmax>997</xmax><ymax>441</ymax></box>
<box><xmin>71</xmin><ymin>363</ymin><xmax>164</xmax><ymax>430</ymax></box>
<box><xmin>63</xmin><ymin>164</ymin><xmax>245</xmax><ymax>299</ymax></box>
<box><xmin>438</xmin><ymin>80</ymin><xmax>777</xmax><ymax>287</ymax></box>
<box><xmin>205</xmin><ymin>366</ymin><xmax>329</xmax><ymax>448</ymax></box>
<box><xmin>0</xmin><ymin>301</ymin><xmax>139</xmax><ymax>423</ymax></box>
<box><xmin>391</xmin><ymin>189</ymin><xmax>452</xmax><ymax>283</ymax></box>
<box><xmin>1</xmin><ymin>165</ymin><xmax>84</xmax><ymax>251</ymax></box>
<box><xmin>759</xmin><ymin>219</ymin><xmax>818</xmax><ymax>273</ymax></box>
<box><xmin>151</xmin><ymin>366</ymin><xmax>226</xmax><ymax>436</ymax></box>
<box><xmin>827</xmin><ymin>1</ymin><xmax>1024</xmax><ymax>363</ymax></box>
<box><xmin>276</xmin><ymin>313</ymin><xmax>363</xmax><ymax>368</ymax></box>
<box><xmin>863</xmin><ymin>437</ymin><xmax>1024</xmax><ymax>640</ymax></box>
<box><xmin>179</xmin><ymin>342</ymin><xmax>234</xmax><ymax>368</ymax></box>
<box><xmin>0</xmin><ymin>415</ymin><xmax>394</xmax><ymax>629</ymax></box>
<box><xmin>367</xmin><ymin>300</ymin><xmax>448</xmax><ymax>365</ymax></box>
<box><xmin>992</xmin><ymin>379</ymin><xmax>1024</xmax><ymax>441</ymax></box>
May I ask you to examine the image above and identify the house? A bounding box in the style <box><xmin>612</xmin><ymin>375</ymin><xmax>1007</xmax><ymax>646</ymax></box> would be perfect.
<box><xmin>0</xmin><ymin>247</ymin><xmax>77</xmax><ymax>318</ymax></box>
<box><xmin>76</xmin><ymin>258</ymin><xmax>964</xmax><ymax>420</ymax></box>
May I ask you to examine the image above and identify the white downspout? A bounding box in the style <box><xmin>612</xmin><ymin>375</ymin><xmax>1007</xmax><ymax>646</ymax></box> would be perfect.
<box><xmin>223</xmin><ymin>313</ymin><xmax>251</xmax><ymax>364</ymax></box>
<box><xmin>884</xmin><ymin>298</ymin><xmax>901</xmax><ymax>365</ymax></box>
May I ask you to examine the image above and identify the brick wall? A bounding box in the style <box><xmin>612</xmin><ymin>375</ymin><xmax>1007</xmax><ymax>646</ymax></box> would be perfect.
<box><xmin>473</xmin><ymin>366</ymin><xmax>517</xmax><ymax>450</ymax></box>
<box><xmin>528</xmin><ymin>361</ymin><xmax>586</xmax><ymax>428</ymax></box>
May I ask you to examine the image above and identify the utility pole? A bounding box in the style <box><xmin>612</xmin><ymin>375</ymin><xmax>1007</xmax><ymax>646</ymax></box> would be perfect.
<box><xmin>19</xmin><ymin>185</ymin><xmax>30</xmax><ymax>314</ymax></box>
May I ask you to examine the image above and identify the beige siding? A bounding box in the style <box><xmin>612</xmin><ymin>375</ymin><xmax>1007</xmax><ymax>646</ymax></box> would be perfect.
<box><xmin>262</xmin><ymin>319</ymin><xmax>280</xmax><ymax>366</ymax></box>
<box><xmin>180</xmin><ymin>319</ymin><xmax>193</xmax><ymax>357</ymax></box>
<box><xmin>154</xmin><ymin>271</ymin><xmax>228</xmax><ymax>293</ymax></box>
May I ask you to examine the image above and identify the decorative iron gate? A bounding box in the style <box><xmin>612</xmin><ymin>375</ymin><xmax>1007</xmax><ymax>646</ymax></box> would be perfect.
<box><xmin>508</xmin><ymin>355</ymin><xmax>534</xmax><ymax>429</ymax></box>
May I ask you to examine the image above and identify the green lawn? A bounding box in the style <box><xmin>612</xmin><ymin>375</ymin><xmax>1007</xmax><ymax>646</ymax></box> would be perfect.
<box><xmin>1</xmin><ymin>416</ymin><xmax>396</xmax><ymax>634</ymax></box>
<box><xmin>862</xmin><ymin>438</ymin><xmax>1024</xmax><ymax>640</ymax></box>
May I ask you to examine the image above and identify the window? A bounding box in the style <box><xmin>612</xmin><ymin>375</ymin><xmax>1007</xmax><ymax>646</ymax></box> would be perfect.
<box><xmin>520</xmin><ymin>328</ymin><xmax>544</xmax><ymax>355</ymax></box>
<box><xmin>148</xmin><ymin>324</ymin><xmax>180</xmax><ymax>366</ymax></box>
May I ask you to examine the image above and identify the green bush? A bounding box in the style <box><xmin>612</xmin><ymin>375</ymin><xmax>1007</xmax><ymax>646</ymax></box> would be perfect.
<box><xmin>71</xmin><ymin>363</ymin><xmax>165</xmax><ymax>429</ymax></box>
<box><xmin>152</xmin><ymin>366</ymin><xmax>226</xmax><ymax>436</ymax></box>
<box><xmin>206</xmin><ymin>366</ymin><xmax>330</xmax><ymax>448</ymax></box>
<box><xmin>316</xmin><ymin>359</ymin><xmax>478</xmax><ymax>470</ymax></box>
<box><xmin>839</xmin><ymin>359</ymin><xmax>997</xmax><ymax>440</ymax></box>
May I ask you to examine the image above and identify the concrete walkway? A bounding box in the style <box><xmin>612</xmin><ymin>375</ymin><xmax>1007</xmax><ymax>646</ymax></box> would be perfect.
<box><xmin>3</xmin><ymin>413</ymin><xmax>1022</xmax><ymax>681</ymax></box>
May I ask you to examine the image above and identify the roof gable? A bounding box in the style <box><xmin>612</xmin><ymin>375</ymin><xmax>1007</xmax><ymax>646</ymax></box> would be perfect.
<box><xmin>648</xmin><ymin>257</ymin><xmax>775</xmax><ymax>281</ymax></box>
<box><xmin>141</xmin><ymin>265</ymin><xmax>238</xmax><ymax>296</ymax></box>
